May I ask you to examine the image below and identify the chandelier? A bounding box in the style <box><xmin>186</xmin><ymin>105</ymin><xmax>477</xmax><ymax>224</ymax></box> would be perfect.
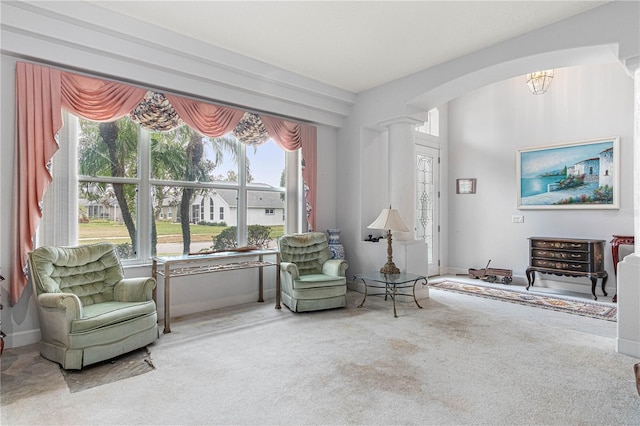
<box><xmin>526</xmin><ymin>70</ymin><xmax>554</xmax><ymax>95</ymax></box>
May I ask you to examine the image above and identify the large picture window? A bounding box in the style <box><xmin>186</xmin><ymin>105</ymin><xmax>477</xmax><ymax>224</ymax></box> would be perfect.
<box><xmin>74</xmin><ymin>114</ymin><xmax>286</xmax><ymax>260</ymax></box>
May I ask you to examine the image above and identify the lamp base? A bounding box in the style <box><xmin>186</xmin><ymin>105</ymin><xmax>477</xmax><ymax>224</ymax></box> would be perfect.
<box><xmin>380</xmin><ymin>262</ymin><xmax>400</xmax><ymax>275</ymax></box>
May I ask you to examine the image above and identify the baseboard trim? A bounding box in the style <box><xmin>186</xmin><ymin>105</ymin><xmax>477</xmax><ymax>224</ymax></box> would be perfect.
<box><xmin>616</xmin><ymin>337</ymin><xmax>640</xmax><ymax>358</ymax></box>
<box><xmin>159</xmin><ymin>289</ymin><xmax>278</xmax><ymax>319</ymax></box>
<box><xmin>4</xmin><ymin>328</ymin><xmax>41</xmax><ymax>349</ymax></box>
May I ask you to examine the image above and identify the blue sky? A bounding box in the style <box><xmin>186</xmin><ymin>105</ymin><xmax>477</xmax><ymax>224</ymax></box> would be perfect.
<box><xmin>210</xmin><ymin>139</ymin><xmax>285</xmax><ymax>186</ymax></box>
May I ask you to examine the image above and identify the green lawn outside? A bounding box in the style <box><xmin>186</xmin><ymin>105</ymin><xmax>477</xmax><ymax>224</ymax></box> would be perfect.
<box><xmin>79</xmin><ymin>219</ymin><xmax>284</xmax><ymax>245</ymax></box>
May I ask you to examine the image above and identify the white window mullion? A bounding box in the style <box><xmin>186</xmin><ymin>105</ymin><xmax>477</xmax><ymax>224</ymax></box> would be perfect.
<box><xmin>137</xmin><ymin>128</ymin><xmax>151</xmax><ymax>261</ymax></box>
<box><xmin>237</xmin><ymin>142</ymin><xmax>248</xmax><ymax>245</ymax></box>
<box><xmin>285</xmin><ymin>150</ymin><xmax>301</xmax><ymax>234</ymax></box>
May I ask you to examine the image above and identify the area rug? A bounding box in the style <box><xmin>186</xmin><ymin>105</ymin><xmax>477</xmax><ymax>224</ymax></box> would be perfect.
<box><xmin>429</xmin><ymin>280</ymin><xmax>617</xmax><ymax>321</ymax></box>
<box><xmin>61</xmin><ymin>347</ymin><xmax>155</xmax><ymax>393</ymax></box>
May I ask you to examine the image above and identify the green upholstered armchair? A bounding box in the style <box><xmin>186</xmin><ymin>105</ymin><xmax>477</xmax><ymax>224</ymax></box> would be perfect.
<box><xmin>278</xmin><ymin>232</ymin><xmax>348</xmax><ymax>312</ymax></box>
<box><xmin>28</xmin><ymin>242</ymin><xmax>159</xmax><ymax>369</ymax></box>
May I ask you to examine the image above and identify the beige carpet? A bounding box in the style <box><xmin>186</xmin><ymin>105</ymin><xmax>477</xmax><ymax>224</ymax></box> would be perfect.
<box><xmin>2</xmin><ymin>290</ymin><xmax>639</xmax><ymax>425</ymax></box>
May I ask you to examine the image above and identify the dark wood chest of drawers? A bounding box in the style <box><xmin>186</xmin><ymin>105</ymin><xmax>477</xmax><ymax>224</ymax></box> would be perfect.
<box><xmin>526</xmin><ymin>237</ymin><xmax>608</xmax><ymax>300</ymax></box>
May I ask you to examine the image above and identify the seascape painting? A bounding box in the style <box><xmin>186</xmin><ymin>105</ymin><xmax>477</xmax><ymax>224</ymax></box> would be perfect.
<box><xmin>517</xmin><ymin>137</ymin><xmax>619</xmax><ymax>209</ymax></box>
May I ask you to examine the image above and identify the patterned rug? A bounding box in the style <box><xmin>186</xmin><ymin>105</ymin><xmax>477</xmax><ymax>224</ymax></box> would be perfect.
<box><xmin>429</xmin><ymin>280</ymin><xmax>617</xmax><ymax>321</ymax></box>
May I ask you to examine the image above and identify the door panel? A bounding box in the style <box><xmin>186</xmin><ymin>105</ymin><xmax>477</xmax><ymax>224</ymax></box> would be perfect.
<box><xmin>416</xmin><ymin>146</ymin><xmax>439</xmax><ymax>276</ymax></box>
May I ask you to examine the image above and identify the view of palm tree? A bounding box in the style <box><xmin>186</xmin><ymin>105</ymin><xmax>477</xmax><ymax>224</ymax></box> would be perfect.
<box><xmin>77</xmin><ymin>116</ymin><xmax>284</xmax><ymax>258</ymax></box>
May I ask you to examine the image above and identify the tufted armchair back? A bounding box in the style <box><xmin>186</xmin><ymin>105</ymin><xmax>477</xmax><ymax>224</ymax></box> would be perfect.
<box><xmin>278</xmin><ymin>232</ymin><xmax>331</xmax><ymax>275</ymax></box>
<box><xmin>29</xmin><ymin>242</ymin><xmax>124</xmax><ymax>306</ymax></box>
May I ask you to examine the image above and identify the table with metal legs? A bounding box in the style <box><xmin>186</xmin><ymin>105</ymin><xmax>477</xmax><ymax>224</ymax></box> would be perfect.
<box><xmin>153</xmin><ymin>249</ymin><xmax>281</xmax><ymax>333</ymax></box>
<box><xmin>354</xmin><ymin>272</ymin><xmax>427</xmax><ymax>317</ymax></box>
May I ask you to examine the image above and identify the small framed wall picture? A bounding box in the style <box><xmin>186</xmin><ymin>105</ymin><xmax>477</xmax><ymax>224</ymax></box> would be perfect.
<box><xmin>456</xmin><ymin>178</ymin><xmax>476</xmax><ymax>194</ymax></box>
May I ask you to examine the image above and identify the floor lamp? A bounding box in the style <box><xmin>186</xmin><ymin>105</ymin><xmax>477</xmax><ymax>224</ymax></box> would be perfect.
<box><xmin>367</xmin><ymin>206</ymin><xmax>410</xmax><ymax>274</ymax></box>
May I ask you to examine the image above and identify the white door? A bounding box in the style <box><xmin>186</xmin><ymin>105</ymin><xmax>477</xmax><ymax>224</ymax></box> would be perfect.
<box><xmin>416</xmin><ymin>145</ymin><xmax>440</xmax><ymax>276</ymax></box>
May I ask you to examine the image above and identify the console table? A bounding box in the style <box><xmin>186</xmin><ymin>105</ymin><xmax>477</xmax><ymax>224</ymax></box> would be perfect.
<box><xmin>610</xmin><ymin>235</ymin><xmax>634</xmax><ymax>303</ymax></box>
<box><xmin>353</xmin><ymin>272</ymin><xmax>427</xmax><ymax>317</ymax></box>
<box><xmin>153</xmin><ymin>249</ymin><xmax>280</xmax><ymax>333</ymax></box>
<box><xmin>526</xmin><ymin>237</ymin><xmax>607</xmax><ymax>300</ymax></box>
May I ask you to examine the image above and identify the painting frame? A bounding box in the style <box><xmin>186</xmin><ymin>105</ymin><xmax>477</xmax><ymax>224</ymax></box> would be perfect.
<box><xmin>456</xmin><ymin>178</ymin><xmax>477</xmax><ymax>194</ymax></box>
<box><xmin>516</xmin><ymin>137</ymin><xmax>619</xmax><ymax>210</ymax></box>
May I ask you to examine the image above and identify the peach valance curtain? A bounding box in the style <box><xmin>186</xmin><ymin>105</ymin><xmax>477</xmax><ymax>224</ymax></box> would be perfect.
<box><xmin>60</xmin><ymin>72</ymin><xmax>148</xmax><ymax>121</ymax></box>
<box><xmin>165</xmin><ymin>94</ymin><xmax>245</xmax><ymax>138</ymax></box>
<box><xmin>11</xmin><ymin>62</ymin><xmax>316</xmax><ymax>306</ymax></box>
<box><xmin>12</xmin><ymin>62</ymin><xmax>148</xmax><ymax>306</ymax></box>
<box><xmin>261</xmin><ymin>115</ymin><xmax>317</xmax><ymax>231</ymax></box>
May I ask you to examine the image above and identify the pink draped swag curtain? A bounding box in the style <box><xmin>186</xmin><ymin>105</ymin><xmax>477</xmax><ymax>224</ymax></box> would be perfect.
<box><xmin>11</xmin><ymin>62</ymin><xmax>317</xmax><ymax>306</ymax></box>
<box><xmin>261</xmin><ymin>115</ymin><xmax>317</xmax><ymax>231</ymax></box>
<box><xmin>165</xmin><ymin>94</ymin><xmax>245</xmax><ymax>138</ymax></box>
<box><xmin>12</xmin><ymin>63</ymin><xmax>147</xmax><ymax>306</ymax></box>
<box><xmin>12</xmin><ymin>63</ymin><xmax>63</xmax><ymax>306</ymax></box>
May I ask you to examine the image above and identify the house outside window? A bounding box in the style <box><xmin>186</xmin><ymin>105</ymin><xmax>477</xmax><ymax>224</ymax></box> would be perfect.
<box><xmin>265</xmin><ymin>208</ymin><xmax>275</xmax><ymax>215</ymax></box>
<box><xmin>72</xmin><ymin>113</ymin><xmax>290</xmax><ymax>260</ymax></box>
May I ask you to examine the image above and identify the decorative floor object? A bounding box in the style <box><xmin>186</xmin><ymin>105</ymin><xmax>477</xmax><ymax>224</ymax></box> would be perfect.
<box><xmin>429</xmin><ymin>280</ymin><xmax>617</xmax><ymax>321</ymax></box>
<box><xmin>61</xmin><ymin>347</ymin><xmax>155</xmax><ymax>393</ymax></box>
<box><xmin>327</xmin><ymin>228</ymin><xmax>345</xmax><ymax>259</ymax></box>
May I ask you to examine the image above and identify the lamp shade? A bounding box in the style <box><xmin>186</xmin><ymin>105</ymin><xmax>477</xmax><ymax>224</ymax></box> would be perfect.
<box><xmin>367</xmin><ymin>208</ymin><xmax>410</xmax><ymax>232</ymax></box>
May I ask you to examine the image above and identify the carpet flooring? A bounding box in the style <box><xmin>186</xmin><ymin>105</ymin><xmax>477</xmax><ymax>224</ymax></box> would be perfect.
<box><xmin>428</xmin><ymin>280</ymin><xmax>617</xmax><ymax>321</ymax></box>
<box><xmin>1</xmin><ymin>290</ymin><xmax>638</xmax><ymax>425</ymax></box>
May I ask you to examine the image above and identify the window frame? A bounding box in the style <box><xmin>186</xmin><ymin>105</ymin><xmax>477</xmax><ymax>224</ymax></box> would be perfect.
<box><xmin>65</xmin><ymin>112</ymin><xmax>299</xmax><ymax>265</ymax></box>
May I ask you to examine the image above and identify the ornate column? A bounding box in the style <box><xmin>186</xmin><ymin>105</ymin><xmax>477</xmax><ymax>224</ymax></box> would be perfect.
<box><xmin>380</xmin><ymin>117</ymin><xmax>423</xmax><ymax>241</ymax></box>
<box><xmin>376</xmin><ymin>117</ymin><xmax>429</xmax><ymax>279</ymax></box>
<box><xmin>617</xmin><ymin>56</ymin><xmax>640</xmax><ymax>358</ymax></box>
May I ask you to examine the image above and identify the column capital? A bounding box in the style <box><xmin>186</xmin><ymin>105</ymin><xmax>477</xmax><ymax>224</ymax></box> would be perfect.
<box><xmin>379</xmin><ymin>116</ymin><xmax>424</xmax><ymax>129</ymax></box>
<box><xmin>623</xmin><ymin>55</ymin><xmax>640</xmax><ymax>76</ymax></box>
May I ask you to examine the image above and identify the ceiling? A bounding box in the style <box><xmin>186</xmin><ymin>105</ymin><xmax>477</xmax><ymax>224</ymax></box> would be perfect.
<box><xmin>91</xmin><ymin>1</ymin><xmax>609</xmax><ymax>93</ymax></box>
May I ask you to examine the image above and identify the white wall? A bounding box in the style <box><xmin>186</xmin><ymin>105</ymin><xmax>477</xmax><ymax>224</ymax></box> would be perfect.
<box><xmin>315</xmin><ymin>125</ymin><xmax>339</xmax><ymax>233</ymax></box>
<box><xmin>447</xmin><ymin>63</ymin><xmax>635</xmax><ymax>294</ymax></box>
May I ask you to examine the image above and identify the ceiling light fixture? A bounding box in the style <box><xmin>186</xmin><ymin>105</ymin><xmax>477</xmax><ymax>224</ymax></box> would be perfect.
<box><xmin>526</xmin><ymin>70</ymin><xmax>554</xmax><ymax>95</ymax></box>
